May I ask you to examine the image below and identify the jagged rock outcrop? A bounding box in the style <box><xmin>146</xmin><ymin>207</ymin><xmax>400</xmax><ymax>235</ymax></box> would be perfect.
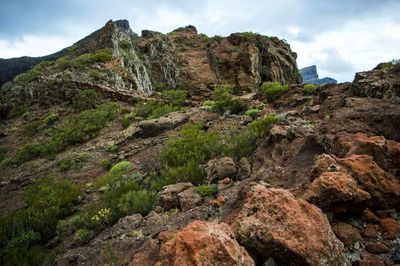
<box><xmin>351</xmin><ymin>62</ymin><xmax>400</xmax><ymax>103</ymax></box>
<box><xmin>300</xmin><ymin>65</ymin><xmax>337</xmax><ymax>85</ymax></box>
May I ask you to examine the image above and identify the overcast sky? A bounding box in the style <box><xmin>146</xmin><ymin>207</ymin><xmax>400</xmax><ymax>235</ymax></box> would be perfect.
<box><xmin>1</xmin><ymin>0</ymin><xmax>399</xmax><ymax>82</ymax></box>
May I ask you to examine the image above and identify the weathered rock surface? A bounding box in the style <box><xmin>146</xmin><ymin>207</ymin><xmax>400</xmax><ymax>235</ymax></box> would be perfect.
<box><xmin>304</xmin><ymin>171</ymin><xmax>371</xmax><ymax>211</ymax></box>
<box><xmin>229</xmin><ymin>184</ymin><xmax>348</xmax><ymax>265</ymax></box>
<box><xmin>141</xmin><ymin>221</ymin><xmax>255</xmax><ymax>266</ymax></box>
<box><xmin>156</xmin><ymin>182</ymin><xmax>200</xmax><ymax>211</ymax></box>
<box><xmin>351</xmin><ymin>63</ymin><xmax>400</xmax><ymax>103</ymax></box>
<box><xmin>206</xmin><ymin>157</ymin><xmax>237</xmax><ymax>183</ymax></box>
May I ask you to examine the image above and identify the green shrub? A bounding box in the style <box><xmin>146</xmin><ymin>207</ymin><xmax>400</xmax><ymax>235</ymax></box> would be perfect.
<box><xmin>0</xmin><ymin>158</ymin><xmax>11</xmax><ymax>169</ymax></box>
<box><xmin>23</xmin><ymin>120</ymin><xmax>44</xmax><ymax>136</ymax></box>
<box><xmin>224</xmin><ymin>114</ymin><xmax>277</xmax><ymax>161</ymax></box>
<box><xmin>245</xmin><ymin>108</ymin><xmax>259</xmax><ymax>119</ymax></box>
<box><xmin>119</xmin><ymin>40</ymin><xmax>132</xmax><ymax>50</ymax></box>
<box><xmin>15</xmin><ymin>142</ymin><xmax>42</xmax><ymax>163</ymax></box>
<box><xmin>304</xmin><ymin>84</ymin><xmax>317</xmax><ymax>95</ymax></box>
<box><xmin>74</xmin><ymin>229</ymin><xmax>92</xmax><ymax>244</ymax></box>
<box><xmin>381</xmin><ymin>59</ymin><xmax>400</xmax><ymax>69</ymax></box>
<box><xmin>119</xmin><ymin>107</ymin><xmax>129</xmax><ymax>114</ymax></box>
<box><xmin>134</xmin><ymin>100</ymin><xmax>180</xmax><ymax>120</ymax></box>
<box><xmin>89</xmin><ymin>69</ymin><xmax>101</xmax><ymax>80</ymax></box>
<box><xmin>95</xmin><ymin>161</ymin><xmax>141</xmax><ymax>221</ymax></box>
<box><xmin>56</xmin><ymin>57</ymin><xmax>72</xmax><ymax>70</ymax></box>
<box><xmin>202</xmin><ymin>100</ymin><xmax>215</xmax><ymax>106</ymax></box>
<box><xmin>59</xmin><ymin>158</ymin><xmax>77</xmax><ymax>172</ymax></box>
<box><xmin>92</xmin><ymin>52</ymin><xmax>113</xmax><ymax>63</ymax></box>
<box><xmin>106</xmin><ymin>145</ymin><xmax>118</xmax><ymax>153</ymax></box>
<box><xmin>194</xmin><ymin>185</ymin><xmax>218</xmax><ymax>198</ymax></box>
<box><xmin>13</xmin><ymin>67</ymin><xmax>41</xmax><ymax>85</ymax></box>
<box><xmin>72</xmin><ymin>89</ymin><xmax>100</xmax><ymax>112</ymax></box>
<box><xmin>154</xmin><ymin>83</ymin><xmax>167</xmax><ymax>92</ymax></box>
<box><xmin>260</xmin><ymin>82</ymin><xmax>288</xmax><ymax>102</ymax></box>
<box><xmin>161</xmin><ymin>90</ymin><xmax>187</xmax><ymax>107</ymax></box>
<box><xmin>117</xmin><ymin>190</ymin><xmax>156</xmax><ymax>216</ymax></box>
<box><xmin>8</xmin><ymin>105</ymin><xmax>28</xmax><ymax>118</ymax></box>
<box><xmin>99</xmin><ymin>159</ymin><xmax>112</xmax><ymax>170</ymax></box>
<box><xmin>227</xmin><ymin>46</ymin><xmax>239</xmax><ymax>53</ymax></box>
<box><xmin>121</xmin><ymin>113</ymin><xmax>134</xmax><ymax>128</ymax></box>
<box><xmin>44</xmin><ymin>114</ymin><xmax>58</xmax><ymax>125</ymax></box>
<box><xmin>211</xmin><ymin>86</ymin><xmax>248</xmax><ymax>115</ymax></box>
<box><xmin>73</xmin><ymin>54</ymin><xmax>95</xmax><ymax>68</ymax></box>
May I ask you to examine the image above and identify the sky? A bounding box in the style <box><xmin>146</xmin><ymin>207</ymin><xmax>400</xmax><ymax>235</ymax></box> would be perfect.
<box><xmin>0</xmin><ymin>0</ymin><xmax>399</xmax><ymax>82</ymax></box>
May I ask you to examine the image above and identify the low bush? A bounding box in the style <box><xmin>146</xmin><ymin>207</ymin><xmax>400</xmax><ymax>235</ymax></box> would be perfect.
<box><xmin>119</xmin><ymin>40</ymin><xmax>132</xmax><ymax>50</ymax></box>
<box><xmin>23</xmin><ymin>120</ymin><xmax>44</xmax><ymax>136</ymax></box>
<box><xmin>227</xmin><ymin>46</ymin><xmax>239</xmax><ymax>53</ymax></box>
<box><xmin>59</xmin><ymin>158</ymin><xmax>78</xmax><ymax>172</ymax></box>
<box><xmin>44</xmin><ymin>114</ymin><xmax>58</xmax><ymax>125</ymax></box>
<box><xmin>121</xmin><ymin>114</ymin><xmax>134</xmax><ymax>128</ymax></box>
<box><xmin>15</xmin><ymin>142</ymin><xmax>42</xmax><ymax>163</ymax></box>
<box><xmin>99</xmin><ymin>159</ymin><xmax>112</xmax><ymax>170</ymax></box>
<box><xmin>245</xmin><ymin>108</ymin><xmax>259</xmax><ymax>119</ymax></box>
<box><xmin>210</xmin><ymin>86</ymin><xmax>248</xmax><ymax>115</ymax></box>
<box><xmin>303</xmin><ymin>84</ymin><xmax>317</xmax><ymax>95</ymax></box>
<box><xmin>106</xmin><ymin>145</ymin><xmax>118</xmax><ymax>153</ymax></box>
<box><xmin>8</xmin><ymin>105</ymin><xmax>29</xmax><ymax>118</ymax></box>
<box><xmin>117</xmin><ymin>190</ymin><xmax>156</xmax><ymax>216</ymax></box>
<box><xmin>224</xmin><ymin>114</ymin><xmax>277</xmax><ymax>161</ymax></box>
<box><xmin>260</xmin><ymin>82</ymin><xmax>288</xmax><ymax>102</ymax></box>
<box><xmin>72</xmin><ymin>89</ymin><xmax>100</xmax><ymax>112</ymax></box>
<box><xmin>0</xmin><ymin>158</ymin><xmax>11</xmax><ymax>169</ymax></box>
<box><xmin>160</xmin><ymin>90</ymin><xmax>187</xmax><ymax>107</ymax></box>
<box><xmin>194</xmin><ymin>184</ymin><xmax>218</xmax><ymax>198</ymax></box>
<box><xmin>74</xmin><ymin>229</ymin><xmax>92</xmax><ymax>245</ymax></box>
<box><xmin>89</xmin><ymin>69</ymin><xmax>101</xmax><ymax>80</ymax></box>
<box><xmin>134</xmin><ymin>100</ymin><xmax>180</xmax><ymax>120</ymax></box>
<box><xmin>13</xmin><ymin>67</ymin><xmax>42</xmax><ymax>85</ymax></box>
<box><xmin>202</xmin><ymin>100</ymin><xmax>215</xmax><ymax>106</ymax></box>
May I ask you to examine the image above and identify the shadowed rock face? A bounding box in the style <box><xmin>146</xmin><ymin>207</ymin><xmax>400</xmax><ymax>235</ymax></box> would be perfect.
<box><xmin>300</xmin><ymin>65</ymin><xmax>337</xmax><ymax>85</ymax></box>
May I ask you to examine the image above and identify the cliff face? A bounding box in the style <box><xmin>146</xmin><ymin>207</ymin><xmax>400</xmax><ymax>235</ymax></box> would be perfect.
<box><xmin>300</xmin><ymin>65</ymin><xmax>337</xmax><ymax>85</ymax></box>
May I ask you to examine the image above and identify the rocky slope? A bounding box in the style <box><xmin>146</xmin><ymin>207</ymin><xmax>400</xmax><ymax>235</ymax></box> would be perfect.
<box><xmin>0</xmin><ymin>20</ymin><xmax>400</xmax><ymax>266</ymax></box>
<box><xmin>300</xmin><ymin>65</ymin><xmax>337</xmax><ymax>85</ymax></box>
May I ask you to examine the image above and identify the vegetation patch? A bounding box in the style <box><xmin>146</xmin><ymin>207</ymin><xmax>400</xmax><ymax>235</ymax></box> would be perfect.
<box><xmin>303</xmin><ymin>84</ymin><xmax>317</xmax><ymax>95</ymax></box>
<box><xmin>260</xmin><ymin>82</ymin><xmax>288</xmax><ymax>102</ymax></box>
<box><xmin>210</xmin><ymin>86</ymin><xmax>248</xmax><ymax>115</ymax></box>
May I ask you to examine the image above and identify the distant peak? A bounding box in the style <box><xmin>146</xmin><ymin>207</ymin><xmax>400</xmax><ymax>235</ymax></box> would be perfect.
<box><xmin>114</xmin><ymin>19</ymin><xmax>131</xmax><ymax>30</ymax></box>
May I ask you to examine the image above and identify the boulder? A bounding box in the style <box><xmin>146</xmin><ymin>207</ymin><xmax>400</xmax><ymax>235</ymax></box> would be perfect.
<box><xmin>337</xmin><ymin>154</ymin><xmax>400</xmax><ymax>208</ymax></box>
<box><xmin>206</xmin><ymin>157</ymin><xmax>237</xmax><ymax>183</ymax></box>
<box><xmin>229</xmin><ymin>184</ymin><xmax>348</xmax><ymax>265</ymax></box>
<box><xmin>334</xmin><ymin>132</ymin><xmax>387</xmax><ymax>170</ymax></box>
<box><xmin>237</xmin><ymin>157</ymin><xmax>251</xmax><ymax>180</ymax></box>
<box><xmin>331</xmin><ymin>222</ymin><xmax>362</xmax><ymax>248</ymax></box>
<box><xmin>379</xmin><ymin>218</ymin><xmax>400</xmax><ymax>240</ymax></box>
<box><xmin>155</xmin><ymin>221</ymin><xmax>254</xmax><ymax>266</ymax></box>
<box><xmin>177</xmin><ymin>186</ymin><xmax>201</xmax><ymax>211</ymax></box>
<box><xmin>304</xmin><ymin>171</ymin><xmax>370</xmax><ymax>211</ymax></box>
<box><xmin>156</xmin><ymin>183</ymin><xmax>193</xmax><ymax>211</ymax></box>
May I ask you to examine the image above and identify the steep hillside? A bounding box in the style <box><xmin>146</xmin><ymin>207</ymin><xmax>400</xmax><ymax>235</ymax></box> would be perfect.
<box><xmin>0</xmin><ymin>20</ymin><xmax>399</xmax><ymax>266</ymax></box>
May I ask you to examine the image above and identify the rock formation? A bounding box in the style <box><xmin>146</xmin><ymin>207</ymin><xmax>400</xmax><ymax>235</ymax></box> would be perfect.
<box><xmin>300</xmin><ymin>65</ymin><xmax>337</xmax><ymax>85</ymax></box>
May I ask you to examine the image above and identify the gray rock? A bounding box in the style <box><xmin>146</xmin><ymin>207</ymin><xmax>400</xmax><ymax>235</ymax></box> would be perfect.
<box><xmin>157</xmin><ymin>182</ymin><xmax>193</xmax><ymax>211</ymax></box>
<box><xmin>237</xmin><ymin>157</ymin><xmax>251</xmax><ymax>180</ymax></box>
<box><xmin>178</xmin><ymin>187</ymin><xmax>202</xmax><ymax>211</ymax></box>
<box><xmin>206</xmin><ymin>157</ymin><xmax>237</xmax><ymax>183</ymax></box>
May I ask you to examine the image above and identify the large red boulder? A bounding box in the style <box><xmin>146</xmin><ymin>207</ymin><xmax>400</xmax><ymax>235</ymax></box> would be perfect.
<box><xmin>304</xmin><ymin>171</ymin><xmax>370</xmax><ymax>211</ymax></box>
<box><xmin>229</xmin><ymin>184</ymin><xmax>348</xmax><ymax>265</ymax></box>
<box><xmin>337</xmin><ymin>154</ymin><xmax>400</xmax><ymax>208</ymax></box>
<box><xmin>155</xmin><ymin>221</ymin><xmax>254</xmax><ymax>266</ymax></box>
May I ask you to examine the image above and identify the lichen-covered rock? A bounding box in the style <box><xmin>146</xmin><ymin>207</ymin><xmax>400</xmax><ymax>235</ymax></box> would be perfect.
<box><xmin>154</xmin><ymin>221</ymin><xmax>254</xmax><ymax>266</ymax></box>
<box><xmin>229</xmin><ymin>184</ymin><xmax>348</xmax><ymax>265</ymax></box>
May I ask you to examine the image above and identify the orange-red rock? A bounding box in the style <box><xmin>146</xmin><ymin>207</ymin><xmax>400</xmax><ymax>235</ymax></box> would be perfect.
<box><xmin>387</xmin><ymin>139</ymin><xmax>400</xmax><ymax>171</ymax></box>
<box><xmin>354</xmin><ymin>259</ymin><xmax>385</xmax><ymax>266</ymax></box>
<box><xmin>337</xmin><ymin>154</ymin><xmax>400</xmax><ymax>208</ymax></box>
<box><xmin>331</xmin><ymin>222</ymin><xmax>362</xmax><ymax>248</ymax></box>
<box><xmin>229</xmin><ymin>185</ymin><xmax>348</xmax><ymax>265</ymax></box>
<box><xmin>304</xmin><ymin>171</ymin><xmax>370</xmax><ymax>210</ymax></box>
<box><xmin>361</xmin><ymin>208</ymin><xmax>380</xmax><ymax>223</ymax></box>
<box><xmin>335</xmin><ymin>132</ymin><xmax>387</xmax><ymax>169</ymax></box>
<box><xmin>380</xmin><ymin>218</ymin><xmax>400</xmax><ymax>240</ymax></box>
<box><xmin>155</xmin><ymin>221</ymin><xmax>254</xmax><ymax>266</ymax></box>
<box><xmin>362</xmin><ymin>224</ymin><xmax>380</xmax><ymax>239</ymax></box>
<box><xmin>366</xmin><ymin>243</ymin><xmax>389</xmax><ymax>254</ymax></box>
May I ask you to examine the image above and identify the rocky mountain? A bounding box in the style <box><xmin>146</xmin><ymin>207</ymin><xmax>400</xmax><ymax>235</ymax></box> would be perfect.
<box><xmin>0</xmin><ymin>20</ymin><xmax>136</xmax><ymax>89</ymax></box>
<box><xmin>300</xmin><ymin>65</ymin><xmax>337</xmax><ymax>84</ymax></box>
<box><xmin>1</xmin><ymin>19</ymin><xmax>400</xmax><ymax>266</ymax></box>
